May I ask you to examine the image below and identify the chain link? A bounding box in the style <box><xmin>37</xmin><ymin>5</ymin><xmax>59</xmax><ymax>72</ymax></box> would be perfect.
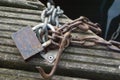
<box><xmin>33</xmin><ymin>2</ymin><xmax>64</xmax><ymax>43</ymax></box>
<box><xmin>35</xmin><ymin>15</ymin><xmax>120</xmax><ymax>79</ymax></box>
<box><xmin>111</xmin><ymin>24</ymin><xmax>120</xmax><ymax>40</ymax></box>
<box><xmin>41</xmin><ymin>2</ymin><xmax>63</xmax><ymax>27</ymax></box>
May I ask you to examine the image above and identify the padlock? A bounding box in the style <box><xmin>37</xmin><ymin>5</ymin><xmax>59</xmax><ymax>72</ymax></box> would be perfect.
<box><xmin>12</xmin><ymin>26</ymin><xmax>43</xmax><ymax>60</ymax></box>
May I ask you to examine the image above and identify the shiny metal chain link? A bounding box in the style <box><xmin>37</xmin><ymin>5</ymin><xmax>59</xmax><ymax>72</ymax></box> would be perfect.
<box><xmin>33</xmin><ymin>2</ymin><xmax>64</xmax><ymax>43</ymax></box>
<box><xmin>41</xmin><ymin>2</ymin><xmax>63</xmax><ymax>27</ymax></box>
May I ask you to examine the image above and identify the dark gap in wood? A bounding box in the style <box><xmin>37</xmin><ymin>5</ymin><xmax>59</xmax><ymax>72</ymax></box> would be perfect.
<box><xmin>0</xmin><ymin>15</ymin><xmax>40</xmax><ymax>22</ymax></box>
<box><xmin>0</xmin><ymin>51</ymin><xmax>18</xmax><ymax>56</ymax></box>
<box><xmin>0</xmin><ymin>43</ymin><xmax>16</xmax><ymax>47</ymax></box>
<box><xmin>0</xmin><ymin>16</ymin><xmax>40</xmax><ymax>22</ymax></box>
<box><xmin>0</xmin><ymin>22</ymin><xmax>28</xmax><ymax>26</ymax></box>
<box><xmin>0</xmin><ymin>29</ymin><xmax>16</xmax><ymax>32</ymax></box>
<box><xmin>0</xmin><ymin>36</ymin><xmax>11</xmax><ymax>39</ymax></box>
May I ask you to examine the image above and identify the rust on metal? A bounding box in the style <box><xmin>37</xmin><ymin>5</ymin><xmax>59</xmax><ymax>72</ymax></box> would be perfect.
<box><xmin>36</xmin><ymin>31</ymin><xmax>71</xmax><ymax>79</ymax></box>
<box><xmin>12</xmin><ymin>26</ymin><xmax>43</xmax><ymax>60</ymax></box>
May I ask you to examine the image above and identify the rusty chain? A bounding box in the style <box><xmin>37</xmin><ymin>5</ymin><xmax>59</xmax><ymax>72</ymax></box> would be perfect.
<box><xmin>35</xmin><ymin>16</ymin><xmax>120</xmax><ymax>79</ymax></box>
<box><xmin>36</xmin><ymin>31</ymin><xmax>71</xmax><ymax>79</ymax></box>
<box><xmin>32</xmin><ymin>2</ymin><xmax>120</xmax><ymax>79</ymax></box>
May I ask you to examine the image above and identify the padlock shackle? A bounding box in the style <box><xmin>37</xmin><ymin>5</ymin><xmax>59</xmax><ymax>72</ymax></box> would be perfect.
<box><xmin>32</xmin><ymin>23</ymin><xmax>55</xmax><ymax>43</ymax></box>
<box><xmin>32</xmin><ymin>23</ymin><xmax>55</xmax><ymax>32</ymax></box>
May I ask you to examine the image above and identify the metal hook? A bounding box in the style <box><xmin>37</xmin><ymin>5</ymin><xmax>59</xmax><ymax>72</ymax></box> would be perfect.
<box><xmin>36</xmin><ymin>31</ymin><xmax>71</xmax><ymax>79</ymax></box>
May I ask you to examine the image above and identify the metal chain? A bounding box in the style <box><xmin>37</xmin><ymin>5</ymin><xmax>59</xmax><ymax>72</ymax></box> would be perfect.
<box><xmin>33</xmin><ymin>2</ymin><xmax>64</xmax><ymax>43</ymax></box>
<box><xmin>111</xmin><ymin>23</ymin><xmax>120</xmax><ymax>40</ymax></box>
<box><xmin>35</xmin><ymin>16</ymin><xmax>120</xmax><ymax>79</ymax></box>
<box><xmin>41</xmin><ymin>2</ymin><xmax>63</xmax><ymax>27</ymax></box>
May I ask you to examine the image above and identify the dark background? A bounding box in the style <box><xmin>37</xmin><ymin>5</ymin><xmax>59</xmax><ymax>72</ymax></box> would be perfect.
<box><xmin>40</xmin><ymin>0</ymin><xmax>104</xmax><ymax>21</ymax></box>
<box><xmin>40</xmin><ymin>0</ymin><xmax>120</xmax><ymax>41</ymax></box>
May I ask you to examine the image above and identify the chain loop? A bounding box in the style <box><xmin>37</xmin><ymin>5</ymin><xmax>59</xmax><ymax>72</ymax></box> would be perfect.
<box><xmin>34</xmin><ymin>16</ymin><xmax>120</xmax><ymax>79</ymax></box>
<box><xmin>111</xmin><ymin>24</ymin><xmax>120</xmax><ymax>40</ymax></box>
<box><xmin>33</xmin><ymin>2</ymin><xmax>64</xmax><ymax>43</ymax></box>
<box><xmin>41</xmin><ymin>2</ymin><xmax>63</xmax><ymax>27</ymax></box>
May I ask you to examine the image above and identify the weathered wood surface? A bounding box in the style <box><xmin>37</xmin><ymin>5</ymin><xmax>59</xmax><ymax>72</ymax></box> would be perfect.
<box><xmin>0</xmin><ymin>0</ymin><xmax>45</xmax><ymax>10</ymax></box>
<box><xmin>0</xmin><ymin>0</ymin><xmax>120</xmax><ymax>80</ymax></box>
<box><xmin>0</xmin><ymin>68</ymin><xmax>88</xmax><ymax>80</ymax></box>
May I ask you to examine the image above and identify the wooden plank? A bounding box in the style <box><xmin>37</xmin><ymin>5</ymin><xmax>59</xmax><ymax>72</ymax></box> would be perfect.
<box><xmin>0</xmin><ymin>28</ymin><xmax>94</xmax><ymax>39</ymax></box>
<box><xmin>0</xmin><ymin>6</ymin><xmax>42</xmax><ymax>15</ymax></box>
<box><xmin>65</xmin><ymin>47</ymin><xmax>120</xmax><ymax>60</ymax></box>
<box><xmin>0</xmin><ymin>37</ymin><xmax>120</xmax><ymax>60</ymax></box>
<box><xmin>0</xmin><ymin>17</ymin><xmax>39</xmax><ymax>26</ymax></box>
<box><xmin>0</xmin><ymin>43</ymin><xmax>120</xmax><ymax>67</ymax></box>
<box><xmin>0</xmin><ymin>6</ymin><xmax>67</xmax><ymax>18</ymax></box>
<box><xmin>1</xmin><ymin>26</ymin><xmax>120</xmax><ymax>79</ymax></box>
<box><xmin>0</xmin><ymin>0</ymin><xmax>45</xmax><ymax>10</ymax></box>
<box><xmin>0</xmin><ymin>10</ymin><xmax>41</xmax><ymax>21</ymax></box>
<box><xmin>0</xmin><ymin>26</ymin><xmax>109</xmax><ymax>51</ymax></box>
<box><xmin>0</xmin><ymin>24</ymin><xmax>23</xmax><ymax>32</ymax></box>
<box><xmin>0</xmin><ymin>30</ymin><xmax>108</xmax><ymax>52</ymax></box>
<box><xmin>0</xmin><ymin>10</ymin><xmax>68</xmax><ymax>22</ymax></box>
<box><xmin>0</xmin><ymin>52</ymin><xmax>120</xmax><ymax>80</ymax></box>
<box><xmin>0</xmin><ymin>14</ymin><xmax>69</xmax><ymax>26</ymax></box>
<box><xmin>0</xmin><ymin>68</ymin><xmax>87</xmax><ymax>80</ymax></box>
<box><xmin>0</xmin><ymin>31</ymin><xmax>13</xmax><ymax>39</ymax></box>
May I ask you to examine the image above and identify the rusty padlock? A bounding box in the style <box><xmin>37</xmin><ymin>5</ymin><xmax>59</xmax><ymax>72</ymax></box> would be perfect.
<box><xmin>12</xmin><ymin>26</ymin><xmax>44</xmax><ymax>60</ymax></box>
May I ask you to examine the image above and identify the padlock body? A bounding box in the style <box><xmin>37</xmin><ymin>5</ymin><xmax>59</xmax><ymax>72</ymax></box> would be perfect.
<box><xmin>12</xmin><ymin>26</ymin><xmax>43</xmax><ymax>60</ymax></box>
